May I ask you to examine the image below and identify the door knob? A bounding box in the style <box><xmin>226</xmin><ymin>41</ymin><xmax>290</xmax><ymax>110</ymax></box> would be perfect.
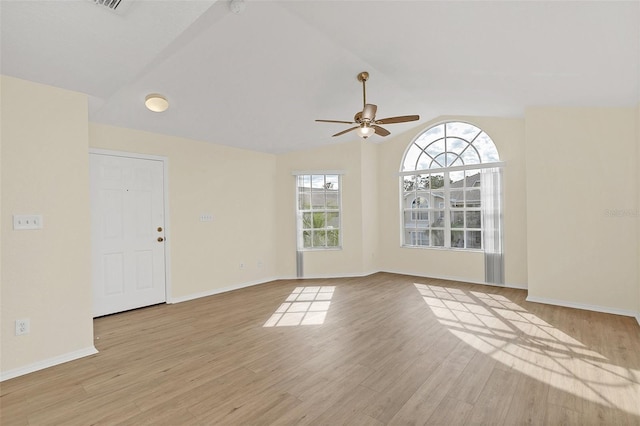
<box><xmin>157</xmin><ymin>237</ymin><xmax>164</xmax><ymax>242</ymax></box>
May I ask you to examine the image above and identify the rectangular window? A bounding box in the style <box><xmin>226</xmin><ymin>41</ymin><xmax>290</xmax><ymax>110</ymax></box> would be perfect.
<box><xmin>297</xmin><ymin>174</ymin><xmax>341</xmax><ymax>250</ymax></box>
<box><xmin>402</xmin><ymin>169</ymin><xmax>483</xmax><ymax>250</ymax></box>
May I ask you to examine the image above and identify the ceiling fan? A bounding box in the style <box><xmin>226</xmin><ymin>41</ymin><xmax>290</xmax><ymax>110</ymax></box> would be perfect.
<box><xmin>316</xmin><ymin>71</ymin><xmax>420</xmax><ymax>139</ymax></box>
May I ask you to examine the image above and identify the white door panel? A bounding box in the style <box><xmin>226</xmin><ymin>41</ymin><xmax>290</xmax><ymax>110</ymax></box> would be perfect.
<box><xmin>90</xmin><ymin>153</ymin><xmax>166</xmax><ymax>317</ymax></box>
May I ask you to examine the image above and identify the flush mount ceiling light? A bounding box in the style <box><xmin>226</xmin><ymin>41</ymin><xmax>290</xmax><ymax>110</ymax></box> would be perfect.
<box><xmin>144</xmin><ymin>94</ymin><xmax>169</xmax><ymax>113</ymax></box>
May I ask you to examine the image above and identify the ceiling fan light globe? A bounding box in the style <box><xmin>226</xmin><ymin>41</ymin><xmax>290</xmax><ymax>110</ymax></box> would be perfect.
<box><xmin>356</xmin><ymin>126</ymin><xmax>375</xmax><ymax>139</ymax></box>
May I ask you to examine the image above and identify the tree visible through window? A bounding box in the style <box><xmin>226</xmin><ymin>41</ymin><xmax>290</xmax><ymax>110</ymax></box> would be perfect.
<box><xmin>296</xmin><ymin>174</ymin><xmax>341</xmax><ymax>249</ymax></box>
<box><xmin>401</xmin><ymin>122</ymin><xmax>500</xmax><ymax>249</ymax></box>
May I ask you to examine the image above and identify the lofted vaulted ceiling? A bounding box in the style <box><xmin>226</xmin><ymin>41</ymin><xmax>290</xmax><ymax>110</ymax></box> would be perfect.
<box><xmin>1</xmin><ymin>0</ymin><xmax>639</xmax><ymax>154</ymax></box>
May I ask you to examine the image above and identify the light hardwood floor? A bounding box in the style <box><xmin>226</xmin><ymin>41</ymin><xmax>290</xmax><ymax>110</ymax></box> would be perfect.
<box><xmin>2</xmin><ymin>273</ymin><xmax>640</xmax><ymax>425</ymax></box>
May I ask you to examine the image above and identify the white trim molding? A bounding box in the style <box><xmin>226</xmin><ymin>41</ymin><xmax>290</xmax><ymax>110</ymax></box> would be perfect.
<box><xmin>526</xmin><ymin>295</ymin><xmax>640</xmax><ymax>322</ymax></box>
<box><xmin>169</xmin><ymin>272</ymin><xmax>379</xmax><ymax>303</ymax></box>
<box><xmin>168</xmin><ymin>277</ymin><xmax>280</xmax><ymax>304</ymax></box>
<box><xmin>280</xmin><ymin>270</ymin><xmax>379</xmax><ymax>281</ymax></box>
<box><xmin>89</xmin><ymin>148</ymin><xmax>166</xmax><ymax>162</ymax></box>
<box><xmin>291</xmin><ymin>170</ymin><xmax>346</xmax><ymax>176</ymax></box>
<box><xmin>1</xmin><ymin>346</ymin><xmax>98</xmax><ymax>382</ymax></box>
<box><xmin>381</xmin><ymin>269</ymin><xmax>528</xmax><ymax>290</ymax></box>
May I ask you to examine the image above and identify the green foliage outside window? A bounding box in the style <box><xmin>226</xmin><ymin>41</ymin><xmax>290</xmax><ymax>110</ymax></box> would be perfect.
<box><xmin>297</xmin><ymin>174</ymin><xmax>341</xmax><ymax>249</ymax></box>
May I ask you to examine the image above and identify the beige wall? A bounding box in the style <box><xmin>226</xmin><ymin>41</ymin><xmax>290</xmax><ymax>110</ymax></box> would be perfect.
<box><xmin>2</xmin><ymin>75</ymin><xmax>639</xmax><ymax>379</ymax></box>
<box><xmin>1</xmin><ymin>76</ymin><xmax>94</xmax><ymax>373</ymax></box>
<box><xmin>89</xmin><ymin>124</ymin><xmax>278</xmax><ymax>299</ymax></box>
<box><xmin>637</xmin><ymin>104</ymin><xmax>640</xmax><ymax>320</ymax></box>
<box><xmin>525</xmin><ymin>107</ymin><xmax>638</xmax><ymax>312</ymax></box>
<box><xmin>275</xmin><ymin>140</ymin><xmax>370</xmax><ymax>278</ymax></box>
<box><xmin>360</xmin><ymin>140</ymin><xmax>379</xmax><ymax>273</ymax></box>
<box><xmin>376</xmin><ymin>116</ymin><xmax>528</xmax><ymax>286</ymax></box>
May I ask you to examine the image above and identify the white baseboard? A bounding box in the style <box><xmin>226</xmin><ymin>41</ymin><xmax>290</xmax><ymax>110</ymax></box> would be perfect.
<box><xmin>526</xmin><ymin>295</ymin><xmax>639</xmax><ymax>320</ymax></box>
<box><xmin>169</xmin><ymin>277</ymin><xmax>279</xmax><ymax>304</ymax></box>
<box><xmin>501</xmin><ymin>282</ymin><xmax>528</xmax><ymax>290</ymax></box>
<box><xmin>1</xmin><ymin>346</ymin><xmax>98</xmax><ymax>382</ymax></box>
<box><xmin>380</xmin><ymin>269</ymin><xmax>528</xmax><ymax>290</ymax></box>
<box><xmin>170</xmin><ymin>272</ymin><xmax>381</xmax><ymax>303</ymax></box>
<box><xmin>280</xmin><ymin>270</ymin><xmax>379</xmax><ymax>281</ymax></box>
<box><xmin>171</xmin><ymin>271</ymin><xmax>526</xmax><ymax>305</ymax></box>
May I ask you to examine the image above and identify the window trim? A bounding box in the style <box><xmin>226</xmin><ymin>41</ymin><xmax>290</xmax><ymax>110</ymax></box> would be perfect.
<box><xmin>400</xmin><ymin>120</ymin><xmax>500</xmax><ymax>172</ymax></box>
<box><xmin>398</xmin><ymin>161</ymin><xmax>504</xmax><ymax>177</ymax></box>
<box><xmin>295</xmin><ymin>173</ymin><xmax>343</xmax><ymax>251</ymax></box>
<box><xmin>400</xmin><ymin>165</ymin><xmax>502</xmax><ymax>251</ymax></box>
<box><xmin>399</xmin><ymin>121</ymin><xmax>503</xmax><ymax>251</ymax></box>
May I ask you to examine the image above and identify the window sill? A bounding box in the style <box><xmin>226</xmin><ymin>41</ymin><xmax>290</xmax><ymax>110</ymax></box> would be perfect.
<box><xmin>299</xmin><ymin>247</ymin><xmax>343</xmax><ymax>252</ymax></box>
<box><xmin>401</xmin><ymin>245</ymin><xmax>483</xmax><ymax>253</ymax></box>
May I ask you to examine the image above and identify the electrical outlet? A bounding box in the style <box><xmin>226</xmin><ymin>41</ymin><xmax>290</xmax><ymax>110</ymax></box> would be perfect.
<box><xmin>15</xmin><ymin>319</ymin><xmax>30</xmax><ymax>336</ymax></box>
<box><xmin>239</xmin><ymin>263</ymin><xmax>245</xmax><ymax>270</ymax></box>
<box><xmin>257</xmin><ymin>261</ymin><xmax>263</xmax><ymax>269</ymax></box>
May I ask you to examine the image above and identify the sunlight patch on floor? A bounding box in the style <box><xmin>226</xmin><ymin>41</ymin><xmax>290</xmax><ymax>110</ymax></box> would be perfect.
<box><xmin>414</xmin><ymin>283</ymin><xmax>640</xmax><ymax>416</ymax></box>
<box><xmin>263</xmin><ymin>286</ymin><xmax>335</xmax><ymax>327</ymax></box>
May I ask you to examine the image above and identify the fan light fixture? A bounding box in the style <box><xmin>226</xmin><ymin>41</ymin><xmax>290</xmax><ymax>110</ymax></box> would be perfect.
<box><xmin>316</xmin><ymin>71</ymin><xmax>419</xmax><ymax>139</ymax></box>
<box><xmin>356</xmin><ymin>125</ymin><xmax>375</xmax><ymax>139</ymax></box>
<box><xmin>145</xmin><ymin>94</ymin><xmax>169</xmax><ymax>112</ymax></box>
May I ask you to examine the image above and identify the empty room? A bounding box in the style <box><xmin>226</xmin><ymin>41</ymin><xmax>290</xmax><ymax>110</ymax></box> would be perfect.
<box><xmin>1</xmin><ymin>1</ymin><xmax>639</xmax><ymax>424</ymax></box>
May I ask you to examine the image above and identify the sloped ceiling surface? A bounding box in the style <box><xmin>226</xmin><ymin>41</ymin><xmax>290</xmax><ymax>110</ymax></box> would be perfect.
<box><xmin>1</xmin><ymin>0</ymin><xmax>639</xmax><ymax>154</ymax></box>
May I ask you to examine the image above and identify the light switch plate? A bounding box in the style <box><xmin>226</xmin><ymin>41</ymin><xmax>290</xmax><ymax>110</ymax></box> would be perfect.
<box><xmin>15</xmin><ymin>319</ymin><xmax>30</xmax><ymax>335</ymax></box>
<box><xmin>13</xmin><ymin>215</ymin><xmax>43</xmax><ymax>230</ymax></box>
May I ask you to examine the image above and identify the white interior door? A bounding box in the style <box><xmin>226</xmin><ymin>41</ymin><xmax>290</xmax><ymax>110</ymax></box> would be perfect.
<box><xmin>90</xmin><ymin>153</ymin><xmax>167</xmax><ymax>317</ymax></box>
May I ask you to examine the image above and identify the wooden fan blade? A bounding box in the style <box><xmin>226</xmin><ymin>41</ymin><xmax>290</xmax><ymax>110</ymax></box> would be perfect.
<box><xmin>316</xmin><ymin>119</ymin><xmax>355</xmax><ymax>124</ymax></box>
<box><xmin>375</xmin><ymin>114</ymin><xmax>420</xmax><ymax>125</ymax></box>
<box><xmin>332</xmin><ymin>126</ymin><xmax>359</xmax><ymax>137</ymax></box>
<box><xmin>362</xmin><ymin>104</ymin><xmax>377</xmax><ymax>121</ymax></box>
<box><xmin>372</xmin><ymin>125</ymin><xmax>390</xmax><ymax>137</ymax></box>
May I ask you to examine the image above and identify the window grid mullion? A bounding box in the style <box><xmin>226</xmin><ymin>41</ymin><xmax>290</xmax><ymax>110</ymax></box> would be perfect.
<box><xmin>400</xmin><ymin>122</ymin><xmax>500</xmax><ymax>252</ymax></box>
<box><xmin>444</xmin><ymin>171</ymin><xmax>451</xmax><ymax>248</ymax></box>
<box><xmin>297</xmin><ymin>174</ymin><xmax>341</xmax><ymax>250</ymax></box>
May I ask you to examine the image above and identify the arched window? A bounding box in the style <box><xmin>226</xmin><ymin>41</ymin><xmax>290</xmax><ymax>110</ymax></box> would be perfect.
<box><xmin>402</xmin><ymin>121</ymin><xmax>499</xmax><ymax>171</ymax></box>
<box><xmin>401</xmin><ymin>122</ymin><xmax>502</xmax><ymax>252</ymax></box>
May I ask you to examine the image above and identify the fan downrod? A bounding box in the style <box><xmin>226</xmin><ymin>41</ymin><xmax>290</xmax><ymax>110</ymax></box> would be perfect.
<box><xmin>357</xmin><ymin>71</ymin><xmax>369</xmax><ymax>107</ymax></box>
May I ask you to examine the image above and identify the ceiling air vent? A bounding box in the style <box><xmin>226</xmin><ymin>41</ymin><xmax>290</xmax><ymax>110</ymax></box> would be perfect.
<box><xmin>93</xmin><ymin>0</ymin><xmax>122</xmax><ymax>10</ymax></box>
<box><xmin>90</xmin><ymin>0</ymin><xmax>133</xmax><ymax>14</ymax></box>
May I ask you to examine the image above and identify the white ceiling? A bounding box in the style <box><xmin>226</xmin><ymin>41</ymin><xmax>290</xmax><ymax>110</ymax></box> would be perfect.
<box><xmin>2</xmin><ymin>0</ymin><xmax>639</xmax><ymax>154</ymax></box>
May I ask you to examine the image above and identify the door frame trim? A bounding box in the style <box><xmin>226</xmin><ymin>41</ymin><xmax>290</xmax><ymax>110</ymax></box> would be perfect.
<box><xmin>89</xmin><ymin>148</ymin><xmax>172</xmax><ymax>304</ymax></box>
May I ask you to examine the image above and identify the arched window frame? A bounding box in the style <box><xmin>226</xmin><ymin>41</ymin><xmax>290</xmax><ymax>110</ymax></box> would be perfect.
<box><xmin>400</xmin><ymin>121</ymin><xmax>503</xmax><ymax>251</ymax></box>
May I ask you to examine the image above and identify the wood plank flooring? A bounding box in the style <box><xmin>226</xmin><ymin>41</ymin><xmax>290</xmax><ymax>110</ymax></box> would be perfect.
<box><xmin>2</xmin><ymin>272</ymin><xmax>640</xmax><ymax>425</ymax></box>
